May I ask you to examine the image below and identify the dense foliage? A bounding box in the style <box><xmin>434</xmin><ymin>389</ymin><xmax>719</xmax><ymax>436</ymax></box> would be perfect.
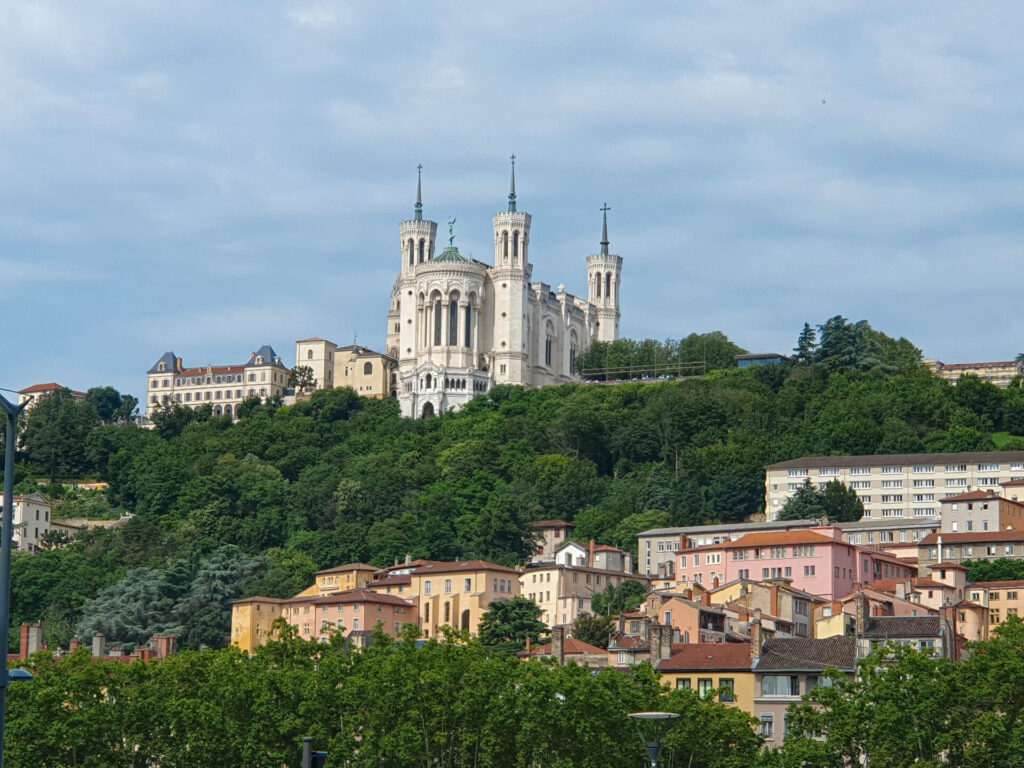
<box><xmin>776</xmin><ymin>479</ymin><xmax>863</xmax><ymax>522</ymax></box>
<box><xmin>11</xmin><ymin>316</ymin><xmax>1024</xmax><ymax>648</ymax></box>
<box><xmin>6</xmin><ymin>627</ymin><xmax>761</xmax><ymax>768</ymax></box>
<box><xmin>963</xmin><ymin>558</ymin><xmax>1024</xmax><ymax>583</ymax></box>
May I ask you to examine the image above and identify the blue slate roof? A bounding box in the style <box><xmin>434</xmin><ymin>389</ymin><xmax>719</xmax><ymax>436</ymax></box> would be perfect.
<box><xmin>245</xmin><ymin>345</ymin><xmax>282</xmax><ymax>367</ymax></box>
<box><xmin>148</xmin><ymin>351</ymin><xmax>179</xmax><ymax>374</ymax></box>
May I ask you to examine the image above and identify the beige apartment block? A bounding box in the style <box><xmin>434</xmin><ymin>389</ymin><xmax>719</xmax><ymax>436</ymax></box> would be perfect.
<box><xmin>765</xmin><ymin>451</ymin><xmax>1024</xmax><ymax>522</ymax></box>
<box><xmin>967</xmin><ymin>580</ymin><xmax>1024</xmax><ymax>629</ymax></box>
<box><xmin>926</xmin><ymin>359</ymin><xmax>1023</xmax><ymax>388</ymax></box>
<box><xmin>294</xmin><ymin>339</ymin><xmax>397</xmax><ymax>399</ymax></box>
<box><xmin>145</xmin><ymin>345</ymin><xmax>289</xmax><ymax>421</ymax></box>
<box><xmin>0</xmin><ymin>492</ymin><xmax>52</xmax><ymax>553</ymax></box>
<box><xmin>521</xmin><ymin>563</ymin><xmax>647</xmax><ymax>628</ymax></box>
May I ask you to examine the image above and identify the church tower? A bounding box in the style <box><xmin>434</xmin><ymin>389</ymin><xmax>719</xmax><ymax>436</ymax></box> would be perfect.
<box><xmin>387</xmin><ymin>166</ymin><xmax>438</xmax><ymax>364</ymax></box>
<box><xmin>586</xmin><ymin>204</ymin><xmax>622</xmax><ymax>342</ymax></box>
<box><xmin>491</xmin><ymin>156</ymin><xmax>533</xmax><ymax>384</ymax></box>
<box><xmin>399</xmin><ymin>165</ymin><xmax>437</xmax><ymax>274</ymax></box>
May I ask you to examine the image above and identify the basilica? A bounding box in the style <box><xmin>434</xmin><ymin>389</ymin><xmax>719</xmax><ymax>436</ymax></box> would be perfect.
<box><xmin>385</xmin><ymin>161</ymin><xmax>623</xmax><ymax>418</ymax></box>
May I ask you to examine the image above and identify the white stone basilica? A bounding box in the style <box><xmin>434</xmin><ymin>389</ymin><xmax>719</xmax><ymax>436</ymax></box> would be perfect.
<box><xmin>385</xmin><ymin>162</ymin><xmax>623</xmax><ymax>418</ymax></box>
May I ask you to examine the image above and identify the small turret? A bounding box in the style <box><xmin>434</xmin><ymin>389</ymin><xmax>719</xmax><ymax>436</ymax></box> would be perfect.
<box><xmin>586</xmin><ymin>204</ymin><xmax>623</xmax><ymax>342</ymax></box>
<box><xmin>399</xmin><ymin>164</ymin><xmax>437</xmax><ymax>274</ymax></box>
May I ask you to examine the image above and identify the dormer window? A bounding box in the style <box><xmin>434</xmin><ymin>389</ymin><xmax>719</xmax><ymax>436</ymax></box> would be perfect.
<box><xmin>158</xmin><ymin>362</ymin><xmax>166</xmax><ymax>372</ymax></box>
<box><xmin>256</xmin><ymin>356</ymin><xmax>264</xmax><ymax>365</ymax></box>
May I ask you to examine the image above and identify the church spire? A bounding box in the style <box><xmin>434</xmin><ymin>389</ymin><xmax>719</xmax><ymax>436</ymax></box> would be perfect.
<box><xmin>414</xmin><ymin>164</ymin><xmax>423</xmax><ymax>221</ymax></box>
<box><xmin>600</xmin><ymin>203</ymin><xmax>611</xmax><ymax>256</ymax></box>
<box><xmin>507</xmin><ymin>154</ymin><xmax>517</xmax><ymax>212</ymax></box>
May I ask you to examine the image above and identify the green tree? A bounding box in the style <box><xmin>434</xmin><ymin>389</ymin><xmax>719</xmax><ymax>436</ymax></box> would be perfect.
<box><xmin>592</xmin><ymin>579</ymin><xmax>648</xmax><ymax>616</ymax></box>
<box><xmin>571</xmin><ymin>613</ymin><xmax>614</xmax><ymax>649</ymax></box>
<box><xmin>777</xmin><ymin>479</ymin><xmax>862</xmax><ymax>523</ymax></box>
<box><xmin>288</xmin><ymin>365</ymin><xmax>317</xmax><ymax>392</ymax></box>
<box><xmin>793</xmin><ymin>322</ymin><xmax>818</xmax><ymax>363</ymax></box>
<box><xmin>477</xmin><ymin>597</ymin><xmax>547</xmax><ymax>653</ymax></box>
<box><xmin>963</xmin><ymin>558</ymin><xmax>1024</xmax><ymax>582</ymax></box>
<box><xmin>20</xmin><ymin>389</ymin><xmax>99</xmax><ymax>478</ymax></box>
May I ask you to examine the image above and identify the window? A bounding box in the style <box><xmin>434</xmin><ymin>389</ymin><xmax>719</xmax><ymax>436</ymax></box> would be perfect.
<box><xmin>697</xmin><ymin>678</ymin><xmax>714</xmax><ymax>699</ymax></box>
<box><xmin>850</xmin><ymin>481</ymin><xmax>871</xmax><ymax>489</ymax></box>
<box><xmin>913</xmin><ymin>465</ymin><xmax>934</xmax><ymax>473</ymax></box>
<box><xmin>424</xmin><ymin>580</ymin><xmax>432</xmax><ymax>595</ymax></box>
<box><xmin>978</xmin><ymin>463</ymin><xmax>1000</xmax><ymax>472</ymax></box>
<box><xmin>444</xmin><ymin>579</ymin><xmax>452</xmax><ymax>594</ymax></box>
<box><xmin>881</xmin><ymin>466</ymin><xmax>903</xmax><ymax>475</ymax></box>
<box><xmin>433</xmin><ymin>300</ymin><xmax>442</xmax><ymax>345</ymax></box>
<box><xmin>675</xmin><ymin>678</ymin><xmax>691</xmax><ymax>690</ymax></box>
<box><xmin>850</xmin><ymin>467</ymin><xmax>871</xmax><ymax>475</ymax></box>
<box><xmin>449</xmin><ymin>301</ymin><xmax>458</xmax><ymax>346</ymax></box>
<box><xmin>820</xmin><ymin>468</ymin><xmax>839</xmax><ymax>477</ymax></box>
<box><xmin>913</xmin><ymin>479</ymin><xmax>935</xmax><ymax>488</ymax></box>
<box><xmin>719</xmin><ymin>679</ymin><xmax>735</xmax><ymax>701</ymax></box>
<box><xmin>762</xmin><ymin>675</ymin><xmax>799</xmax><ymax>696</ymax></box>
<box><xmin>945</xmin><ymin>464</ymin><xmax>968</xmax><ymax>473</ymax></box>
<box><xmin>946</xmin><ymin>478</ymin><xmax>968</xmax><ymax>487</ymax></box>
<box><xmin>363</xmin><ymin>361</ymin><xmax>373</xmax><ymax>375</ymax></box>
<box><xmin>881</xmin><ymin>480</ymin><xmax>903</xmax><ymax>489</ymax></box>
<box><xmin>353</xmin><ymin>618</ymin><xmax>360</xmax><ymax>631</ymax></box>
<box><xmin>881</xmin><ymin>495</ymin><xmax>903</xmax><ymax>503</ymax></box>
<box><xmin>804</xmin><ymin>565</ymin><xmax>815</xmax><ymax>576</ymax></box>
<box><xmin>759</xmin><ymin>714</ymin><xmax>774</xmax><ymax>739</ymax></box>
<box><xmin>465</xmin><ymin>578</ymin><xmax>472</xmax><ymax>592</ymax></box>
<box><xmin>788</xmin><ymin>469</ymin><xmax>808</xmax><ymax>477</ymax></box>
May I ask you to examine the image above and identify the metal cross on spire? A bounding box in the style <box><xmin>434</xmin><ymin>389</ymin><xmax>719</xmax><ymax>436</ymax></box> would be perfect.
<box><xmin>507</xmin><ymin>154</ymin><xmax>517</xmax><ymax>212</ymax></box>
<box><xmin>600</xmin><ymin>203</ymin><xmax>611</xmax><ymax>256</ymax></box>
<box><xmin>414</xmin><ymin>164</ymin><xmax>423</xmax><ymax>221</ymax></box>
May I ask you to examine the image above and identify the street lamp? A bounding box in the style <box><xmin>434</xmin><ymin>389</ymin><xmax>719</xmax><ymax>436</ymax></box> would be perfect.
<box><xmin>0</xmin><ymin>392</ymin><xmax>29</xmax><ymax>768</ymax></box>
<box><xmin>628</xmin><ymin>711</ymin><xmax>679</xmax><ymax>768</ymax></box>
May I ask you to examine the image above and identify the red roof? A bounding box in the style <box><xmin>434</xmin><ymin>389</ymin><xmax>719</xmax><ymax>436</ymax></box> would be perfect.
<box><xmin>722</xmin><ymin>530</ymin><xmax>839</xmax><ymax>549</ymax></box>
<box><xmin>1002</xmin><ymin>479</ymin><xmax>1024</xmax><ymax>487</ymax></box>
<box><xmin>316</xmin><ymin>563</ymin><xmax>378</xmax><ymax>575</ymax></box>
<box><xmin>971</xmin><ymin>580</ymin><xmax>1024</xmax><ymax>588</ymax></box>
<box><xmin>931</xmin><ymin>562</ymin><xmax>969</xmax><ymax>570</ymax></box>
<box><xmin>532</xmin><ymin>520</ymin><xmax>574</xmax><ymax>529</ymax></box>
<box><xmin>527</xmin><ymin>638</ymin><xmax>606</xmax><ymax>656</ymax></box>
<box><xmin>19</xmin><ymin>382</ymin><xmax>86</xmax><ymax>398</ymax></box>
<box><xmin>177</xmin><ymin>365</ymin><xmax>246</xmax><ymax>376</ymax></box>
<box><xmin>940</xmin><ymin>490</ymin><xmax>1007</xmax><ymax>503</ymax></box>
<box><xmin>656</xmin><ymin>643</ymin><xmax>753</xmax><ymax>672</ymax></box>
<box><xmin>941</xmin><ymin>361</ymin><xmax>1017</xmax><ymax>370</ymax></box>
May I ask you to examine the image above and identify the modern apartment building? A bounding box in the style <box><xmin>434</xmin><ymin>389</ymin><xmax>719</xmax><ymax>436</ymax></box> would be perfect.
<box><xmin>145</xmin><ymin>345</ymin><xmax>290</xmax><ymax>420</ymax></box>
<box><xmin>765</xmin><ymin>451</ymin><xmax>1024</xmax><ymax>522</ymax></box>
<box><xmin>919</xmin><ymin>530</ymin><xmax>1024</xmax><ymax>567</ymax></box>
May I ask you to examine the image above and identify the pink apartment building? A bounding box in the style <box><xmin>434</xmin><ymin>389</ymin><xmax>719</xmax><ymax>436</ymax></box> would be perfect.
<box><xmin>674</xmin><ymin>526</ymin><xmax>915</xmax><ymax>600</ymax></box>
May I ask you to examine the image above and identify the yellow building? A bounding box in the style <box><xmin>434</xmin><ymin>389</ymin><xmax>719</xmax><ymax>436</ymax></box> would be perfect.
<box><xmin>230</xmin><ymin>597</ymin><xmax>286</xmax><ymax>654</ymax></box>
<box><xmin>367</xmin><ymin>559</ymin><xmax>521</xmax><ymax>638</ymax></box>
<box><xmin>313</xmin><ymin>563</ymin><xmax>378</xmax><ymax>595</ymax></box>
<box><xmin>655</xmin><ymin>643</ymin><xmax>755</xmax><ymax>714</ymax></box>
<box><xmin>967</xmin><ymin>580</ymin><xmax>1024</xmax><ymax>629</ymax></box>
<box><xmin>295</xmin><ymin>339</ymin><xmax>398</xmax><ymax>399</ymax></box>
<box><xmin>231</xmin><ymin>589</ymin><xmax>418</xmax><ymax>652</ymax></box>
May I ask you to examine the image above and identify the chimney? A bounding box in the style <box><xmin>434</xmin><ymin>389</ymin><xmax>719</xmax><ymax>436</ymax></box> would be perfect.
<box><xmin>92</xmin><ymin>632</ymin><xmax>106</xmax><ymax>658</ymax></box>
<box><xmin>679</xmin><ymin>535</ymin><xmax>689</xmax><ymax>551</ymax></box>
<box><xmin>712</xmin><ymin>576</ymin><xmax>720</xmax><ymax>589</ymax></box>
<box><xmin>19</xmin><ymin>624</ymin><xmax>29</xmax><ymax>661</ymax></box>
<box><xmin>552</xmin><ymin>626</ymin><xmax>565</xmax><ymax>665</ymax></box>
<box><xmin>702</xmin><ymin>589</ymin><xmax>711</xmax><ymax>607</ymax></box>
<box><xmin>27</xmin><ymin>624</ymin><xmax>42</xmax><ymax>656</ymax></box>
<box><xmin>589</xmin><ymin>539</ymin><xmax>596</xmax><ymax>567</ymax></box>
<box><xmin>405</xmin><ymin>553</ymin><xmax>412</xmax><ymax>566</ymax></box>
<box><xmin>153</xmin><ymin>634</ymin><xmax>177</xmax><ymax>660</ymax></box>
<box><xmin>69</xmin><ymin>639</ymin><xmax>80</xmax><ymax>653</ymax></box>
<box><xmin>684</xmin><ymin>588</ymin><xmax>693</xmax><ymax>601</ymax></box>
<box><xmin>525</xmin><ymin>637</ymin><xmax>532</xmax><ymax>654</ymax></box>
<box><xmin>771</xmin><ymin>585</ymin><xmax>780</xmax><ymax>618</ymax></box>
<box><xmin>141</xmin><ymin>648</ymin><xmax>153</xmax><ymax>663</ymax></box>
<box><xmin>750</xmin><ymin>616</ymin><xmax>763</xmax><ymax>659</ymax></box>
<box><xmin>649</xmin><ymin>624</ymin><xmax>669</xmax><ymax>666</ymax></box>
<box><xmin>856</xmin><ymin>591</ymin><xmax>869</xmax><ymax>636</ymax></box>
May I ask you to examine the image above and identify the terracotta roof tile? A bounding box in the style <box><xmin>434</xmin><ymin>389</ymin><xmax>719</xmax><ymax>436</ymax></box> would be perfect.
<box><xmin>756</xmin><ymin>637</ymin><xmax>857</xmax><ymax>672</ymax></box>
<box><xmin>656</xmin><ymin>643</ymin><xmax>753</xmax><ymax>672</ymax></box>
<box><xmin>316</xmin><ymin>563</ymin><xmax>378</xmax><ymax>575</ymax></box>
<box><xmin>528</xmin><ymin>638</ymin><xmax>607</xmax><ymax>656</ymax></box>
<box><xmin>922</xmin><ymin>531</ymin><xmax>1024</xmax><ymax>545</ymax></box>
<box><xmin>971</xmin><ymin>580</ymin><xmax>1024</xmax><ymax>588</ymax></box>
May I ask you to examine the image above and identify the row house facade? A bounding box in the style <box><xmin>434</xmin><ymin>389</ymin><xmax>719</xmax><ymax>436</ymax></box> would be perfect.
<box><xmin>521</xmin><ymin>562</ymin><xmax>645</xmax><ymax>628</ymax></box>
<box><xmin>919</xmin><ymin>530</ymin><xmax>1024</xmax><ymax>567</ymax></box>
<box><xmin>673</xmin><ymin>526</ymin><xmax>915</xmax><ymax>600</ymax></box>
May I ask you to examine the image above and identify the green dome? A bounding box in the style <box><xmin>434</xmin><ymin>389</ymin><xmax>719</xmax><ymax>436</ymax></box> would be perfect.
<box><xmin>432</xmin><ymin>245</ymin><xmax>472</xmax><ymax>263</ymax></box>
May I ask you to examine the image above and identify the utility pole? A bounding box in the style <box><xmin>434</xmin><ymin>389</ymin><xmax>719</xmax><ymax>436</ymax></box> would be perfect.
<box><xmin>0</xmin><ymin>392</ymin><xmax>29</xmax><ymax>768</ymax></box>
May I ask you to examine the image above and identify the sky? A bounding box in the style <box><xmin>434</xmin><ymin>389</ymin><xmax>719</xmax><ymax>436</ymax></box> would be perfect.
<box><xmin>2</xmin><ymin>1</ymin><xmax>1023</xmax><ymax>398</ymax></box>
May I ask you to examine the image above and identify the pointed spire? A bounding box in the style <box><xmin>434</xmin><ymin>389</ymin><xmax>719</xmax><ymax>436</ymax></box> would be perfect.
<box><xmin>600</xmin><ymin>203</ymin><xmax>611</xmax><ymax>256</ymax></box>
<box><xmin>414</xmin><ymin>164</ymin><xmax>423</xmax><ymax>221</ymax></box>
<box><xmin>508</xmin><ymin>154</ymin><xmax>517</xmax><ymax>212</ymax></box>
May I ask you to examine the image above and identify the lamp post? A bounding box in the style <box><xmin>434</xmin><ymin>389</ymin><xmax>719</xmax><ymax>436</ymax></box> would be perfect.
<box><xmin>628</xmin><ymin>711</ymin><xmax>679</xmax><ymax>768</ymax></box>
<box><xmin>0</xmin><ymin>392</ymin><xmax>28</xmax><ymax>768</ymax></box>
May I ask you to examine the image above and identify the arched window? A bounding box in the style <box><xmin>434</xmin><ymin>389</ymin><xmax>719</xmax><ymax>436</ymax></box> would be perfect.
<box><xmin>418</xmin><ymin>239</ymin><xmax>425</xmax><ymax>263</ymax></box>
<box><xmin>425</xmin><ymin>373</ymin><xmax>432</xmax><ymax>389</ymax></box>
<box><xmin>605</xmin><ymin>272</ymin><xmax>611</xmax><ymax>298</ymax></box>
<box><xmin>545</xmin><ymin>335</ymin><xmax>553</xmax><ymax>367</ymax></box>
<box><xmin>408</xmin><ymin>239</ymin><xmax>414</xmax><ymax>266</ymax></box>
<box><xmin>461</xmin><ymin>609</ymin><xmax>470</xmax><ymax>631</ymax></box>
<box><xmin>449</xmin><ymin>301</ymin><xmax>458</xmax><ymax>346</ymax></box>
<box><xmin>433</xmin><ymin>299</ymin><xmax>442</xmax><ymax>346</ymax></box>
<box><xmin>307</xmin><ymin>349</ymin><xmax>313</xmax><ymax>360</ymax></box>
<box><xmin>464</xmin><ymin>305</ymin><xmax>472</xmax><ymax>347</ymax></box>
<box><xmin>225</xmin><ymin>405</ymin><xmax>232</xmax><ymax>416</ymax></box>
<box><xmin>502</xmin><ymin>231</ymin><xmax>509</xmax><ymax>262</ymax></box>
<box><xmin>512</xmin><ymin>231</ymin><xmax>519</xmax><ymax>264</ymax></box>
<box><xmin>596</xmin><ymin>273</ymin><xmax>602</xmax><ymax>298</ymax></box>
<box><xmin>363</xmin><ymin>362</ymin><xmax>373</xmax><ymax>375</ymax></box>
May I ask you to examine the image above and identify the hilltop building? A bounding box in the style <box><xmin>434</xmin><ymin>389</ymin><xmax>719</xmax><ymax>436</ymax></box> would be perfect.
<box><xmin>293</xmin><ymin>339</ymin><xmax>398</xmax><ymax>399</ymax></box>
<box><xmin>384</xmin><ymin>162</ymin><xmax>623</xmax><ymax>418</ymax></box>
<box><xmin>17</xmin><ymin>383</ymin><xmax>86</xmax><ymax>410</ymax></box>
<box><xmin>144</xmin><ymin>345</ymin><xmax>289</xmax><ymax>421</ymax></box>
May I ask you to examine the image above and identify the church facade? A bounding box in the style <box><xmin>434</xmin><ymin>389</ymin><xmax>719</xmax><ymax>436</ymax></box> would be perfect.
<box><xmin>385</xmin><ymin>163</ymin><xmax>623</xmax><ymax>419</ymax></box>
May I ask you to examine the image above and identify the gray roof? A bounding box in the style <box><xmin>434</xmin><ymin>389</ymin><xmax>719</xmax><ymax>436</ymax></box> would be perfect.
<box><xmin>837</xmin><ymin>517</ymin><xmax>940</xmax><ymax>531</ymax></box>
<box><xmin>148</xmin><ymin>351</ymin><xmax>178</xmax><ymax>374</ymax></box>
<box><xmin>638</xmin><ymin>519</ymin><xmax>822</xmax><ymax>538</ymax></box>
<box><xmin>767</xmin><ymin>451</ymin><xmax>1024</xmax><ymax>470</ymax></box>
<box><xmin>755</xmin><ymin>636</ymin><xmax>857</xmax><ymax>672</ymax></box>
<box><xmin>431</xmin><ymin>245</ymin><xmax>473</xmax><ymax>263</ymax></box>
<box><xmin>245</xmin><ymin>345</ymin><xmax>282</xmax><ymax>367</ymax></box>
<box><xmin>862</xmin><ymin>615</ymin><xmax>941</xmax><ymax>639</ymax></box>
